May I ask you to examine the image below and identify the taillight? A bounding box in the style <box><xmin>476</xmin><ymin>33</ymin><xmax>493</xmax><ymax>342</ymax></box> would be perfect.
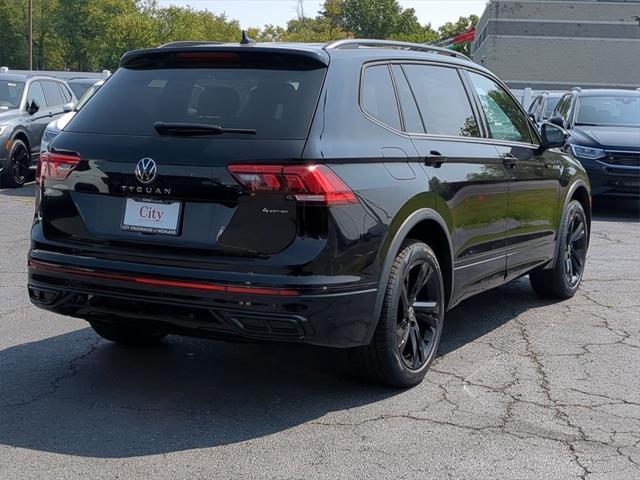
<box><xmin>37</xmin><ymin>151</ymin><xmax>80</xmax><ymax>184</ymax></box>
<box><xmin>228</xmin><ymin>164</ymin><xmax>357</xmax><ymax>205</ymax></box>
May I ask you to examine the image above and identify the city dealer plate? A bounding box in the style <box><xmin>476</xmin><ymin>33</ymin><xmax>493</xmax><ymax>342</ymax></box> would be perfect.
<box><xmin>121</xmin><ymin>198</ymin><xmax>182</xmax><ymax>235</ymax></box>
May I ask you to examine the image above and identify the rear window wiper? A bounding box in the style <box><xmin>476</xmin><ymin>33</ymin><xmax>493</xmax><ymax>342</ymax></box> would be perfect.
<box><xmin>154</xmin><ymin>121</ymin><xmax>256</xmax><ymax>136</ymax></box>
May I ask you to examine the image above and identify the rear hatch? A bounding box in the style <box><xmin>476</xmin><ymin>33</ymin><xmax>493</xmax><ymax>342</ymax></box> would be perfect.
<box><xmin>41</xmin><ymin>47</ymin><xmax>328</xmax><ymax>260</ymax></box>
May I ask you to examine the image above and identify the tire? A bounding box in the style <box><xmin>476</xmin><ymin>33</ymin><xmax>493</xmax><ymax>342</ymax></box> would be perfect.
<box><xmin>0</xmin><ymin>138</ymin><xmax>29</xmax><ymax>188</ymax></box>
<box><xmin>348</xmin><ymin>240</ymin><xmax>445</xmax><ymax>388</ymax></box>
<box><xmin>89</xmin><ymin>320</ymin><xmax>167</xmax><ymax>346</ymax></box>
<box><xmin>530</xmin><ymin>200</ymin><xmax>588</xmax><ymax>299</ymax></box>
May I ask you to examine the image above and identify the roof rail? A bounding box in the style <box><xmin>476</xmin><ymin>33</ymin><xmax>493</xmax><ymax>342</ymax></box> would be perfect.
<box><xmin>159</xmin><ymin>40</ymin><xmax>223</xmax><ymax>48</ymax></box>
<box><xmin>323</xmin><ymin>39</ymin><xmax>470</xmax><ymax>60</ymax></box>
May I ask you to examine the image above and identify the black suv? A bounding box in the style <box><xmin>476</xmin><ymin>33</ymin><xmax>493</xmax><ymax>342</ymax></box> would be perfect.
<box><xmin>28</xmin><ymin>40</ymin><xmax>591</xmax><ymax>387</ymax></box>
<box><xmin>552</xmin><ymin>88</ymin><xmax>640</xmax><ymax>197</ymax></box>
<box><xmin>0</xmin><ymin>72</ymin><xmax>76</xmax><ymax>187</ymax></box>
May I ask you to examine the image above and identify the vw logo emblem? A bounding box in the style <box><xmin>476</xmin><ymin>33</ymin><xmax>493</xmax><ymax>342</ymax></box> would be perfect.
<box><xmin>135</xmin><ymin>158</ymin><xmax>157</xmax><ymax>184</ymax></box>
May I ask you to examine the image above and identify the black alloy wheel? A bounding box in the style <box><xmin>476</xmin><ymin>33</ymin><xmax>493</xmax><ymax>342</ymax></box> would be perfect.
<box><xmin>1</xmin><ymin>139</ymin><xmax>29</xmax><ymax>187</ymax></box>
<box><xmin>564</xmin><ymin>209</ymin><xmax>587</xmax><ymax>288</ymax></box>
<box><xmin>530</xmin><ymin>200</ymin><xmax>588</xmax><ymax>299</ymax></box>
<box><xmin>349</xmin><ymin>240</ymin><xmax>445</xmax><ymax>388</ymax></box>
<box><xmin>396</xmin><ymin>257</ymin><xmax>442</xmax><ymax>370</ymax></box>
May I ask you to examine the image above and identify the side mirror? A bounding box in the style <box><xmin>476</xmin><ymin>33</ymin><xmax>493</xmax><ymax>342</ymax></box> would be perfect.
<box><xmin>62</xmin><ymin>102</ymin><xmax>75</xmax><ymax>112</ymax></box>
<box><xmin>548</xmin><ymin>115</ymin><xmax>565</xmax><ymax>128</ymax></box>
<box><xmin>27</xmin><ymin>99</ymin><xmax>39</xmax><ymax>115</ymax></box>
<box><xmin>540</xmin><ymin>122</ymin><xmax>568</xmax><ymax>150</ymax></box>
<box><xmin>528</xmin><ymin>113</ymin><xmax>537</xmax><ymax>124</ymax></box>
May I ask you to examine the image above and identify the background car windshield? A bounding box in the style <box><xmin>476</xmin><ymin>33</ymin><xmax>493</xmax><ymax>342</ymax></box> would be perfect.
<box><xmin>67</xmin><ymin>67</ymin><xmax>325</xmax><ymax>139</ymax></box>
<box><xmin>576</xmin><ymin>95</ymin><xmax>640</xmax><ymax>127</ymax></box>
<box><xmin>0</xmin><ymin>80</ymin><xmax>25</xmax><ymax>110</ymax></box>
<box><xmin>68</xmin><ymin>82</ymin><xmax>93</xmax><ymax>99</ymax></box>
<box><xmin>74</xmin><ymin>83</ymin><xmax>101</xmax><ymax>111</ymax></box>
<box><xmin>543</xmin><ymin>97</ymin><xmax>561</xmax><ymax>118</ymax></box>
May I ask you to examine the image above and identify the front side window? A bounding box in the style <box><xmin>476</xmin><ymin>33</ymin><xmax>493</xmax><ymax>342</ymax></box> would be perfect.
<box><xmin>0</xmin><ymin>80</ymin><xmax>25</xmax><ymax>110</ymax></box>
<box><xmin>467</xmin><ymin>72</ymin><xmax>534</xmax><ymax>144</ymax></box>
<box><xmin>543</xmin><ymin>97</ymin><xmax>561</xmax><ymax>119</ymax></box>
<box><xmin>403</xmin><ymin>64</ymin><xmax>479</xmax><ymax>137</ymax></box>
<box><xmin>556</xmin><ymin>95</ymin><xmax>573</xmax><ymax>123</ymax></box>
<box><xmin>575</xmin><ymin>95</ymin><xmax>640</xmax><ymax>128</ymax></box>
<box><xmin>361</xmin><ymin>64</ymin><xmax>401</xmax><ymax>130</ymax></box>
<box><xmin>58</xmin><ymin>83</ymin><xmax>72</xmax><ymax>103</ymax></box>
<box><xmin>27</xmin><ymin>82</ymin><xmax>46</xmax><ymax>110</ymax></box>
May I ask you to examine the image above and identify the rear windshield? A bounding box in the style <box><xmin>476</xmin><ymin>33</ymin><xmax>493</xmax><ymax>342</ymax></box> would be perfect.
<box><xmin>67</xmin><ymin>65</ymin><xmax>326</xmax><ymax>139</ymax></box>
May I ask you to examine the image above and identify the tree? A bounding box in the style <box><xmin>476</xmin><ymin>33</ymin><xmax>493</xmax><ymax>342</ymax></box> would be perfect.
<box><xmin>437</xmin><ymin>14</ymin><xmax>479</xmax><ymax>55</ymax></box>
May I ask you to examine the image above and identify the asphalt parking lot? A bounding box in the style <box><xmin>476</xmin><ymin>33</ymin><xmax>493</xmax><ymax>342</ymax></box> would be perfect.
<box><xmin>1</xmin><ymin>183</ymin><xmax>639</xmax><ymax>479</ymax></box>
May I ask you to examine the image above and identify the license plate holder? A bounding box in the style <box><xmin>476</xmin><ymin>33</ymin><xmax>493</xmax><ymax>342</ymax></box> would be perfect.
<box><xmin>121</xmin><ymin>198</ymin><xmax>182</xmax><ymax>236</ymax></box>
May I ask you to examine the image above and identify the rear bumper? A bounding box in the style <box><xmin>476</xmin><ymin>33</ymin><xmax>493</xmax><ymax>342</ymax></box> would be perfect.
<box><xmin>27</xmin><ymin>251</ymin><xmax>378</xmax><ymax>348</ymax></box>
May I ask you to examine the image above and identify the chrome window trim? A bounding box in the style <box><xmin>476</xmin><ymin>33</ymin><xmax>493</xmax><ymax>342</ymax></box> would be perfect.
<box><xmin>357</xmin><ymin>59</ymin><xmax>542</xmax><ymax>150</ymax></box>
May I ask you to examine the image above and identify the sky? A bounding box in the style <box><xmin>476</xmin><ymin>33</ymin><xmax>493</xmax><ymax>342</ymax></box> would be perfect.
<box><xmin>159</xmin><ymin>1</ymin><xmax>488</xmax><ymax>30</ymax></box>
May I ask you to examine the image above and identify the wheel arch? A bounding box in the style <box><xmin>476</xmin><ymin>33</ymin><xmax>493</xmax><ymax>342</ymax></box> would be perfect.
<box><xmin>548</xmin><ymin>179</ymin><xmax>591</xmax><ymax>269</ymax></box>
<box><xmin>11</xmin><ymin>129</ymin><xmax>31</xmax><ymax>157</ymax></box>
<box><xmin>570</xmin><ymin>183</ymin><xmax>591</xmax><ymax>243</ymax></box>
<box><xmin>368</xmin><ymin>208</ymin><xmax>454</xmax><ymax>344</ymax></box>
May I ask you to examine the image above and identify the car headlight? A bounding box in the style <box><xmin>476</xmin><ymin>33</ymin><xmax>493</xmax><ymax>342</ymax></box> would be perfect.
<box><xmin>0</xmin><ymin>125</ymin><xmax>9</xmax><ymax>136</ymax></box>
<box><xmin>570</xmin><ymin>144</ymin><xmax>605</xmax><ymax>160</ymax></box>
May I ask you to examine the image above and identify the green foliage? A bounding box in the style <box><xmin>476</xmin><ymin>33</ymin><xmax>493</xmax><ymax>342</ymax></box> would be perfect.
<box><xmin>437</xmin><ymin>14</ymin><xmax>479</xmax><ymax>56</ymax></box>
<box><xmin>0</xmin><ymin>0</ymin><xmax>476</xmax><ymax>72</ymax></box>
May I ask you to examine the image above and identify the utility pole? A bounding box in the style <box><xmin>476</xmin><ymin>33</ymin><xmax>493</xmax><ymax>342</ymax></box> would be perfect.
<box><xmin>28</xmin><ymin>0</ymin><xmax>33</xmax><ymax>70</ymax></box>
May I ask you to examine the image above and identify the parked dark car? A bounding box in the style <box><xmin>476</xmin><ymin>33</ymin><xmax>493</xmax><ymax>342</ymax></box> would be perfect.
<box><xmin>40</xmin><ymin>80</ymin><xmax>104</xmax><ymax>154</ymax></box>
<box><xmin>528</xmin><ymin>91</ymin><xmax>563</xmax><ymax>125</ymax></box>
<box><xmin>0</xmin><ymin>72</ymin><xmax>75</xmax><ymax>187</ymax></box>
<box><xmin>66</xmin><ymin>77</ymin><xmax>102</xmax><ymax>101</ymax></box>
<box><xmin>552</xmin><ymin>88</ymin><xmax>640</xmax><ymax>196</ymax></box>
<box><xmin>28</xmin><ymin>39</ymin><xmax>591</xmax><ymax>387</ymax></box>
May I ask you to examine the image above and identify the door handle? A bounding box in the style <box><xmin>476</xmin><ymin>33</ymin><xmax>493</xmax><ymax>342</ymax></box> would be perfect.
<box><xmin>502</xmin><ymin>153</ymin><xmax>519</xmax><ymax>168</ymax></box>
<box><xmin>424</xmin><ymin>150</ymin><xmax>448</xmax><ymax>168</ymax></box>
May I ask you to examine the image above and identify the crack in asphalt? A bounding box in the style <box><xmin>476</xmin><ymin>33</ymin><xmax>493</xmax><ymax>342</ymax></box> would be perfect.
<box><xmin>1</xmin><ymin>337</ymin><xmax>102</xmax><ymax>409</ymax></box>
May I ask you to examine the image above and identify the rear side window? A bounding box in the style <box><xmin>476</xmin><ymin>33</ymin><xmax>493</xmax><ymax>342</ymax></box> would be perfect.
<box><xmin>391</xmin><ymin>65</ymin><xmax>424</xmax><ymax>133</ymax></box>
<box><xmin>361</xmin><ymin>64</ymin><xmax>401</xmax><ymax>130</ymax></box>
<box><xmin>403</xmin><ymin>64</ymin><xmax>480</xmax><ymax>137</ymax></box>
<box><xmin>42</xmin><ymin>81</ymin><xmax>64</xmax><ymax>106</ymax></box>
<box><xmin>467</xmin><ymin>72</ymin><xmax>534</xmax><ymax>144</ymax></box>
<box><xmin>528</xmin><ymin>96</ymin><xmax>541</xmax><ymax>115</ymax></box>
<box><xmin>68</xmin><ymin>65</ymin><xmax>326</xmax><ymax>140</ymax></box>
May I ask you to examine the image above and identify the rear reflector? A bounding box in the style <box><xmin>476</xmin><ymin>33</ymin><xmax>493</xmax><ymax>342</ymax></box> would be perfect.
<box><xmin>29</xmin><ymin>260</ymin><xmax>299</xmax><ymax>296</ymax></box>
<box><xmin>37</xmin><ymin>151</ymin><xmax>80</xmax><ymax>184</ymax></box>
<box><xmin>228</xmin><ymin>164</ymin><xmax>357</xmax><ymax>205</ymax></box>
